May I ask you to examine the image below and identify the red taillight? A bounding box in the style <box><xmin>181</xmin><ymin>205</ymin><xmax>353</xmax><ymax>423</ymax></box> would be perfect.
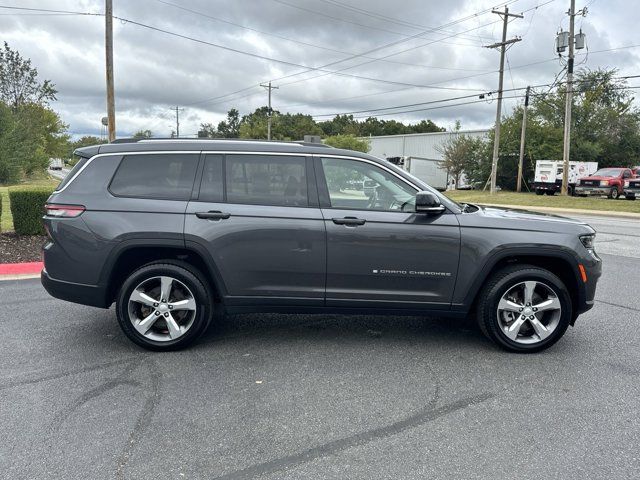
<box><xmin>45</xmin><ymin>204</ymin><xmax>85</xmax><ymax>218</ymax></box>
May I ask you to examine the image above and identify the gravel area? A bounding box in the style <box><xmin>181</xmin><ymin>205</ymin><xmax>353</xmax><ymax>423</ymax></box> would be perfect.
<box><xmin>0</xmin><ymin>233</ymin><xmax>45</xmax><ymax>263</ymax></box>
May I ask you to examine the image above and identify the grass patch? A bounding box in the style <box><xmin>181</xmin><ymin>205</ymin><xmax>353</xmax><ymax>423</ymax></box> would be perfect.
<box><xmin>0</xmin><ymin>176</ymin><xmax>59</xmax><ymax>232</ymax></box>
<box><xmin>445</xmin><ymin>190</ymin><xmax>640</xmax><ymax>213</ymax></box>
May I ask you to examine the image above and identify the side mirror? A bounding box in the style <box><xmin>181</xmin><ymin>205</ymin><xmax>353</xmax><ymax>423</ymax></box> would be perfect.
<box><xmin>415</xmin><ymin>191</ymin><xmax>446</xmax><ymax>215</ymax></box>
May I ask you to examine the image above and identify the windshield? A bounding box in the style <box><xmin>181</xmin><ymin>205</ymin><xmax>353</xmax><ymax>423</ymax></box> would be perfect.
<box><xmin>592</xmin><ymin>168</ymin><xmax>623</xmax><ymax>177</ymax></box>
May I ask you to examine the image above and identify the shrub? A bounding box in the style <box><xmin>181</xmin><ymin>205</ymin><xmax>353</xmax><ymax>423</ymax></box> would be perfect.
<box><xmin>8</xmin><ymin>187</ymin><xmax>53</xmax><ymax>235</ymax></box>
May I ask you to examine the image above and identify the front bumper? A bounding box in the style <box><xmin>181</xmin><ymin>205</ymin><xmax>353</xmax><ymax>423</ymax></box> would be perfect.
<box><xmin>41</xmin><ymin>269</ymin><xmax>110</xmax><ymax>308</ymax></box>
<box><xmin>574</xmin><ymin>186</ymin><xmax>611</xmax><ymax>196</ymax></box>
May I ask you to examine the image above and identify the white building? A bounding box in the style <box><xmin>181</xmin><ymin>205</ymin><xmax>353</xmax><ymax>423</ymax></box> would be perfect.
<box><xmin>365</xmin><ymin>129</ymin><xmax>490</xmax><ymax>189</ymax></box>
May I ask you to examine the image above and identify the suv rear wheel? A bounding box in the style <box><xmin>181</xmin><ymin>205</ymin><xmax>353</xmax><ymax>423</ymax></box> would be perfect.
<box><xmin>476</xmin><ymin>265</ymin><xmax>572</xmax><ymax>352</ymax></box>
<box><xmin>116</xmin><ymin>261</ymin><xmax>213</xmax><ymax>350</ymax></box>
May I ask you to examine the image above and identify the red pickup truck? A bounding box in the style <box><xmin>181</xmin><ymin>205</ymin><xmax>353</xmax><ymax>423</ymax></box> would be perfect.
<box><xmin>574</xmin><ymin>167</ymin><xmax>634</xmax><ymax>199</ymax></box>
<box><xmin>623</xmin><ymin>166</ymin><xmax>640</xmax><ymax>200</ymax></box>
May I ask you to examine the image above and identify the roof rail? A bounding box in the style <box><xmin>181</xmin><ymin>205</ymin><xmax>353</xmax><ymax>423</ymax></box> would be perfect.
<box><xmin>108</xmin><ymin>138</ymin><xmax>333</xmax><ymax>148</ymax></box>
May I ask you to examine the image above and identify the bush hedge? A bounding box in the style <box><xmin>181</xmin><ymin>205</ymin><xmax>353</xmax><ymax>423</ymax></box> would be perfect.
<box><xmin>8</xmin><ymin>187</ymin><xmax>54</xmax><ymax>235</ymax></box>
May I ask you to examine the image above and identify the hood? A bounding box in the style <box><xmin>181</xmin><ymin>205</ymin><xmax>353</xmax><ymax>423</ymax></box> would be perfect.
<box><xmin>460</xmin><ymin>204</ymin><xmax>594</xmax><ymax>235</ymax></box>
<box><xmin>478</xmin><ymin>205</ymin><xmax>586</xmax><ymax>225</ymax></box>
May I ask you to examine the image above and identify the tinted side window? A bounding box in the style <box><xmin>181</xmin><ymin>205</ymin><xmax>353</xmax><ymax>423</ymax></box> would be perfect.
<box><xmin>110</xmin><ymin>154</ymin><xmax>198</xmax><ymax>200</ymax></box>
<box><xmin>226</xmin><ymin>155</ymin><xmax>308</xmax><ymax>206</ymax></box>
<box><xmin>198</xmin><ymin>154</ymin><xmax>224</xmax><ymax>202</ymax></box>
<box><xmin>320</xmin><ymin>157</ymin><xmax>416</xmax><ymax>211</ymax></box>
<box><xmin>55</xmin><ymin>156</ymin><xmax>89</xmax><ymax>191</ymax></box>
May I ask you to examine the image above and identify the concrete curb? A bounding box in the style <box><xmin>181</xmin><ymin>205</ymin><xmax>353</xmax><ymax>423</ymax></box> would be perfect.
<box><xmin>475</xmin><ymin>203</ymin><xmax>640</xmax><ymax>219</ymax></box>
<box><xmin>0</xmin><ymin>261</ymin><xmax>43</xmax><ymax>281</ymax></box>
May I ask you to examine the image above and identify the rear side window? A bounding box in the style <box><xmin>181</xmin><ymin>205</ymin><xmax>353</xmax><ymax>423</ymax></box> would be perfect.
<box><xmin>226</xmin><ymin>154</ymin><xmax>308</xmax><ymax>206</ymax></box>
<box><xmin>55</xmin><ymin>156</ymin><xmax>89</xmax><ymax>191</ymax></box>
<box><xmin>110</xmin><ymin>153</ymin><xmax>198</xmax><ymax>200</ymax></box>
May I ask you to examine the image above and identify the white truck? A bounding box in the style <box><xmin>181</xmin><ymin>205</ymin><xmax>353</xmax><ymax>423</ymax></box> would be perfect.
<box><xmin>49</xmin><ymin>158</ymin><xmax>64</xmax><ymax>170</ymax></box>
<box><xmin>398</xmin><ymin>156</ymin><xmax>449</xmax><ymax>191</ymax></box>
<box><xmin>533</xmin><ymin>160</ymin><xmax>598</xmax><ymax>196</ymax></box>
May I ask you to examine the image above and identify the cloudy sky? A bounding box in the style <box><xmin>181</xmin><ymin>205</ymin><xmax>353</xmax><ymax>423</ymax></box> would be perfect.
<box><xmin>1</xmin><ymin>0</ymin><xmax>638</xmax><ymax>139</ymax></box>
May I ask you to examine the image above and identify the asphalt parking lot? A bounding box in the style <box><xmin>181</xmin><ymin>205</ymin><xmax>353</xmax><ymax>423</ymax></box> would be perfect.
<box><xmin>1</xmin><ymin>216</ymin><xmax>639</xmax><ymax>479</ymax></box>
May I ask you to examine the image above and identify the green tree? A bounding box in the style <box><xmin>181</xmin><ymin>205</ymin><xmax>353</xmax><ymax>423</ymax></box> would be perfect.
<box><xmin>217</xmin><ymin>108</ymin><xmax>240</xmax><ymax>138</ymax></box>
<box><xmin>323</xmin><ymin>134</ymin><xmax>370</xmax><ymax>152</ymax></box>
<box><xmin>132</xmin><ymin>129</ymin><xmax>152</xmax><ymax>139</ymax></box>
<box><xmin>0</xmin><ymin>42</ymin><xmax>57</xmax><ymax>111</ymax></box>
<box><xmin>468</xmin><ymin>68</ymin><xmax>640</xmax><ymax>191</ymax></box>
<box><xmin>438</xmin><ymin>133</ymin><xmax>486</xmax><ymax>189</ymax></box>
<box><xmin>238</xmin><ymin>107</ymin><xmax>323</xmax><ymax>140</ymax></box>
<box><xmin>68</xmin><ymin>135</ymin><xmax>106</xmax><ymax>162</ymax></box>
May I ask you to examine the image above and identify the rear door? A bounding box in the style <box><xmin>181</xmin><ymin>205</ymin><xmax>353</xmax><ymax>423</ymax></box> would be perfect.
<box><xmin>315</xmin><ymin>155</ymin><xmax>461</xmax><ymax>310</ymax></box>
<box><xmin>184</xmin><ymin>152</ymin><xmax>326</xmax><ymax>306</ymax></box>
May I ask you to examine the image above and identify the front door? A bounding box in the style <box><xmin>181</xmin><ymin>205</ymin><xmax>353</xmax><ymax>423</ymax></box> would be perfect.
<box><xmin>316</xmin><ymin>156</ymin><xmax>460</xmax><ymax>310</ymax></box>
<box><xmin>184</xmin><ymin>153</ymin><xmax>325</xmax><ymax>306</ymax></box>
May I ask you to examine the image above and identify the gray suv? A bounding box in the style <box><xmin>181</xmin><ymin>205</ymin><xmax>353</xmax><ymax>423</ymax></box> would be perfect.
<box><xmin>41</xmin><ymin>139</ymin><xmax>601</xmax><ymax>352</ymax></box>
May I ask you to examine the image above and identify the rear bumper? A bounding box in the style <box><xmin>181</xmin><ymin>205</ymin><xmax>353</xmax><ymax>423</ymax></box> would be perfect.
<box><xmin>534</xmin><ymin>183</ymin><xmax>560</xmax><ymax>192</ymax></box>
<box><xmin>41</xmin><ymin>269</ymin><xmax>110</xmax><ymax>308</ymax></box>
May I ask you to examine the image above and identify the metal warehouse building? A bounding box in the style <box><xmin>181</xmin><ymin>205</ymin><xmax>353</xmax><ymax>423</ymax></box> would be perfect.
<box><xmin>365</xmin><ymin>129</ymin><xmax>490</xmax><ymax>189</ymax></box>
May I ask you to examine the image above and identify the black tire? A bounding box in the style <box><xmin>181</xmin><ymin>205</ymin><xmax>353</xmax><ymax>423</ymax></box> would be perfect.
<box><xmin>609</xmin><ymin>187</ymin><xmax>619</xmax><ymax>199</ymax></box>
<box><xmin>545</xmin><ymin>190</ymin><xmax>555</xmax><ymax>196</ymax></box>
<box><xmin>535</xmin><ymin>189</ymin><xmax>545</xmax><ymax>196</ymax></box>
<box><xmin>476</xmin><ymin>265</ymin><xmax>572</xmax><ymax>353</ymax></box>
<box><xmin>625</xmin><ymin>195</ymin><xmax>636</xmax><ymax>201</ymax></box>
<box><xmin>116</xmin><ymin>260</ymin><xmax>214</xmax><ymax>351</ymax></box>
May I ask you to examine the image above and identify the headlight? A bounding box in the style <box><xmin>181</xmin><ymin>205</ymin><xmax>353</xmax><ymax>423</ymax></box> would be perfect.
<box><xmin>580</xmin><ymin>234</ymin><xmax>596</xmax><ymax>250</ymax></box>
<box><xmin>600</xmin><ymin>180</ymin><xmax>609</xmax><ymax>186</ymax></box>
<box><xmin>625</xmin><ymin>180</ymin><xmax>630</xmax><ymax>187</ymax></box>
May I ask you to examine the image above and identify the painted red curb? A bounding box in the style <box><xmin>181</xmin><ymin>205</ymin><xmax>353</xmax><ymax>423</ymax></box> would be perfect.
<box><xmin>0</xmin><ymin>261</ymin><xmax>43</xmax><ymax>275</ymax></box>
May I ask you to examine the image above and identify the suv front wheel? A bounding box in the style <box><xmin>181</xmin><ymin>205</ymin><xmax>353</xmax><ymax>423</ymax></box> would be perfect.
<box><xmin>477</xmin><ymin>265</ymin><xmax>572</xmax><ymax>352</ymax></box>
<box><xmin>116</xmin><ymin>261</ymin><xmax>213</xmax><ymax>351</ymax></box>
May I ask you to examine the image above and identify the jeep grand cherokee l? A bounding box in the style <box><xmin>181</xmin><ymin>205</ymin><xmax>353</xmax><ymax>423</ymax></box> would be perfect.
<box><xmin>42</xmin><ymin>139</ymin><xmax>601</xmax><ymax>352</ymax></box>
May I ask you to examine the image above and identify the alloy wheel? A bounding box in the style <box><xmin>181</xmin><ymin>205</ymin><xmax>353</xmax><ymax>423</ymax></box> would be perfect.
<box><xmin>496</xmin><ymin>280</ymin><xmax>562</xmax><ymax>345</ymax></box>
<box><xmin>127</xmin><ymin>276</ymin><xmax>197</xmax><ymax>342</ymax></box>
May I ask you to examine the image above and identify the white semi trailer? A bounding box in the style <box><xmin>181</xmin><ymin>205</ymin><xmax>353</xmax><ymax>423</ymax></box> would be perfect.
<box><xmin>399</xmin><ymin>156</ymin><xmax>449</xmax><ymax>191</ymax></box>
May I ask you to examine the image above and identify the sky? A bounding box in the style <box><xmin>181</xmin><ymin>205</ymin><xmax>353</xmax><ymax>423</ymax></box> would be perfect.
<box><xmin>1</xmin><ymin>0</ymin><xmax>638</xmax><ymax>139</ymax></box>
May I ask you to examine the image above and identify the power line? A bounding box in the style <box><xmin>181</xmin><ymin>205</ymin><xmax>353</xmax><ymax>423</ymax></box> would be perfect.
<box><xmin>151</xmin><ymin>0</ymin><xmax>492</xmax><ymax>74</ymax></box>
<box><xmin>186</xmin><ymin>2</ymin><xmax>527</xmax><ymax>105</ymax></box>
<box><xmin>261</xmin><ymin>0</ymin><xmax>558</xmax><ymax>92</ymax></box>
<box><xmin>310</xmin><ymin>0</ymin><xmax>496</xmax><ymax>42</ymax></box>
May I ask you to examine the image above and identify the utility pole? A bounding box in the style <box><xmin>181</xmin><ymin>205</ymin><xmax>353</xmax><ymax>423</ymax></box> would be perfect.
<box><xmin>517</xmin><ymin>86</ymin><xmax>531</xmax><ymax>192</ymax></box>
<box><xmin>171</xmin><ymin>106</ymin><xmax>184</xmax><ymax>138</ymax></box>
<box><xmin>560</xmin><ymin>0</ymin><xmax>576</xmax><ymax>195</ymax></box>
<box><xmin>485</xmin><ymin>6</ymin><xmax>522</xmax><ymax>194</ymax></box>
<box><xmin>105</xmin><ymin>0</ymin><xmax>116</xmax><ymax>142</ymax></box>
<box><xmin>260</xmin><ymin>81</ymin><xmax>279</xmax><ymax>140</ymax></box>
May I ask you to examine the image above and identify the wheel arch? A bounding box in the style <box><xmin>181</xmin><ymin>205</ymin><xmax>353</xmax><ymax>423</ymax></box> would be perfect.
<box><xmin>459</xmin><ymin>247</ymin><xmax>584</xmax><ymax>324</ymax></box>
<box><xmin>100</xmin><ymin>240</ymin><xmax>227</xmax><ymax>306</ymax></box>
